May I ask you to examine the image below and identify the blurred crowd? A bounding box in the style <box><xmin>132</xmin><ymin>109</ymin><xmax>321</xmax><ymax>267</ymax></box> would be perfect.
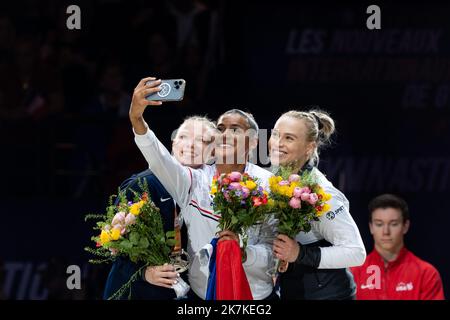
<box><xmin>0</xmin><ymin>0</ymin><xmax>224</xmax><ymax>198</ymax></box>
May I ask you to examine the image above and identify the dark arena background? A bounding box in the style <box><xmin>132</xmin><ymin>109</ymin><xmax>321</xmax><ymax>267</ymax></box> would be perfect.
<box><xmin>0</xmin><ymin>0</ymin><xmax>449</xmax><ymax>300</ymax></box>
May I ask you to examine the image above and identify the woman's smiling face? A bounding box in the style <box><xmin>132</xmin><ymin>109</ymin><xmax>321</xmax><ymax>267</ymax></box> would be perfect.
<box><xmin>214</xmin><ymin>113</ymin><xmax>253</xmax><ymax>165</ymax></box>
<box><xmin>269</xmin><ymin>116</ymin><xmax>316</xmax><ymax>168</ymax></box>
<box><xmin>172</xmin><ymin>120</ymin><xmax>214</xmax><ymax>168</ymax></box>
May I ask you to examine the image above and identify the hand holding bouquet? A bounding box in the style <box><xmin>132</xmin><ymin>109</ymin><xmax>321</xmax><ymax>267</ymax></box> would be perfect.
<box><xmin>85</xmin><ymin>184</ymin><xmax>189</xmax><ymax>299</ymax></box>
<box><xmin>207</xmin><ymin>171</ymin><xmax>269</xmax><ymax>300</ymax></box>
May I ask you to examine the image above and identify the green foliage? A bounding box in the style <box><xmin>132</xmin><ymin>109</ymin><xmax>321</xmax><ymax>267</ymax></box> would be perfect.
<box><xmin>273</xmin><ymin>203</ymin><xmax>318</xmax><ymax>238</ymax></box>
<box><xmin>84</xmin><ymin>213</ymin><xmax>107</xmax><ymax>222</ymax></box>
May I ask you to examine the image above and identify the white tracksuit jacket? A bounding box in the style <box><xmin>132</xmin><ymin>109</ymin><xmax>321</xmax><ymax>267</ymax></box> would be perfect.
<box><xmin>134</xmin><ymin>126</ymin><xmax>275</xmax><ymax>299</ymax></box>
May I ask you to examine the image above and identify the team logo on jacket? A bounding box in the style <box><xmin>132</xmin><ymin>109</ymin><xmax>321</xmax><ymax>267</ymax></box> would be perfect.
<box><xmin>396</xmin><ymin>282</ymin><xmax>414</xmax><ymax>292</ymax></box>
<box><xmin>326</xmin><ymin>205</ymin><xmax>344</xmax><ymax>220</ymax></box>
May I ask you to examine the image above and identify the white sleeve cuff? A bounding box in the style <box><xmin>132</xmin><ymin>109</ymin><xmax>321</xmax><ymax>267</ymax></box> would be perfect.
<box><xmin>133</xmin><ymin>123</ymin><xmax>155</xmax><ymax>147</ymax></box>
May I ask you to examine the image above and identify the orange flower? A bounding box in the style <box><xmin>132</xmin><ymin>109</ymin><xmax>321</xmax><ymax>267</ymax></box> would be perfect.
<box><xmin>252</xmin><ymin>196</ymin><xmax>263</xmax><ymax>207</ymax></box>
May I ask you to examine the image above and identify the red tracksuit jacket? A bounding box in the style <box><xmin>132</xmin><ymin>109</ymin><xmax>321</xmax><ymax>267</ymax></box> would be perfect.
<box><xmin>350</xmin><ymin>247</ymin><xmax>444</xmax><ymax>300</ymax></box>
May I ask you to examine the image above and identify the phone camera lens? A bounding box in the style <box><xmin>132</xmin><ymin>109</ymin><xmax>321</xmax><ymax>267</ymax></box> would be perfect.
<box><xmin>174</xmin><ymin>81</ymin><xmax>179</xmax><ymax>85</ymax></box>
<box><xmin>175</xmin><ymin>85</ymin><xmax>180</xmax><ymax>89</ymax></box>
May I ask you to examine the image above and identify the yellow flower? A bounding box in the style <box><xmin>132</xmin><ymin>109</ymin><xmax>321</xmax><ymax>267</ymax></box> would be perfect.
<box><xmin>322</xmin><ymin>203</ymin><xmax>331</xmax><ymax>213</ymax></box>
<box><xmin>287</xmin><ymin>184</ymin><xmax>297</xmax><ymax>196</ymax></box>
<box><xmin>269</xmin><ymin>177</ymin><xmax>277</xmax><ymax>187</ymax></box>
<box><xmin>269</xmin><ymin>176</ymin><xmax>282</xmax><ymax>185</ymax></box>
<box><xmin>245</xmin><ymin>180</ymin><xmax>257</xmax><ymax>190</ymax></box>
<box><xmin>279</xmin><ymin>185</ymin><xmax>292</xmax><ymax>197</ymax></box>
<box><xmin>270</xmin><ymin>184</ymin><xmax>279</xmax><ymax>193</ymax></box>
<box><xmin>210</xmin><ymin>185</ymin><xmax>217</xmax><ymax>195</ymax></box>
<box><xmin>269</xmin><ymin>176</ymin><xmax>285</xmax><ymax>194</ymax></box>
<box><xmin>100</xmin><ymin>230</ymin><xmax>111</xmax><ymax>245</ymax></box>
<box><xmin>317</xmin><ymin>203</ymin><xmax>331</xmax><ymax>217</ymax></box>
<box><xmin>316</xmin><ymin>187</ymin><xmax>332</xmax><ymax>202</ymax></box>
<box><xmin>110</xmin><ymin>228</ymin><xmax>121</xmax><ymax>241</ymax></box>
<box><xmin>129</xmin><ymin>202</ymin><xmax>143</xmax><ymax>215</ymax></box>
<box><xmin>290</xmin><ymin>181</ymin><xmax>300</xmax><ymax>188</ymax></box>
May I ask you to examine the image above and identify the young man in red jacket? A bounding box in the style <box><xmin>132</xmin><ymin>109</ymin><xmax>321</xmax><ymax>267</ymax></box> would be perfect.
<box><xmin>351</xmin><ymin>194</ymin><xmax>445</xmax><ymax>300</ymax></box>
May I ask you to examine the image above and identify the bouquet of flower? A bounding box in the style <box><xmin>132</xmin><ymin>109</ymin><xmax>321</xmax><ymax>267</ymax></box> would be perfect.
<box><xmin>268</xmin><ymin>167</ymin><xmax>332</xmax><ymax>273</ymax></box>
<box><xmin>210</xmin><ymin>171</ymin><xmax>269</xmax><ymax>247</ymax></box>
<box><xmin>85</xmin><ymin>182</ymin><xmax>189</xmax><ymax>299</ymax></box>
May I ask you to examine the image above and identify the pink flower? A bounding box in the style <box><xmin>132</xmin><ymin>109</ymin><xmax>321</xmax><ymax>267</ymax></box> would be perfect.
<box><xmin>278</xmin><ymin>180</ymin><xmax>290</xmax><ymax>186</ymax></box>
<box><xmin>308</xmin><ymin>193</ymin><xmax>319</xmax><ymax>205</ymax></box>
<box><xmin>229</xmin><ymin>172</ymin><xmax>242</xmax><ymax>182</ymax></box>
<box><xmin>289</xmin><ymin>197</ymin><xmax>301</xmax><ymax>209</ymax></box>
<box><xmin>125</xmin><ymin>213</ymin><xmax>136</xmax><ymax>226</ymax></box>
<box><xmin>289</xmin><ymin>174</ymin><xmax>300</xmax><ymax>182</ymax></box>
<box><xmin>112</xmin><ymin>211</ymin><xmax>126</xmax><ymax>226</ymax></box>
<box><xmin>300</xmin><ymin>187</ymin><xmax>312</xmax><ymax>201</ymax></box>
<box><xmin>229</xmin><ymin>182</ymin><xmax>242</xmax><ymax>190</ymax></box>
<box><xmin>241</xmin><ymin>187</ymin><xmax>250</xmax><ymax>198</ymax></box>
<box><xmin>293</xmin><ymin>187</ymin><xmax>302</xmax><ymax>198</ymax></box>
<box><xmin>300</xmin><ymin>187</ymin><xmax>311</xmax><ymax>194</ymax></box>
<box><xmin>301</xmin><ymin>193</ymin><xmax>310</xmax><ymax>201</ymax></box>
<box><xmin>109</xmin><ymin>248</ymin><xmax>118</xmax><ymax>255</ymax></box>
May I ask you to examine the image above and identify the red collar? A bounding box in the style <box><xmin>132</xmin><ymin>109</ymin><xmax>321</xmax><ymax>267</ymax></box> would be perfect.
<box><xmin>372</xmin><ymin>246</ymin><xmax>409</xmax><ymax>269</ymax></box>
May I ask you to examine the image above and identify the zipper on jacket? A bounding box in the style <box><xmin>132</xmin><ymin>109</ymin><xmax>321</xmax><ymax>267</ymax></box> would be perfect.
<box><xmin>314</xmin><ymin>270</ymin><xmax>323</xmax><ymax>288</ymax></box>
